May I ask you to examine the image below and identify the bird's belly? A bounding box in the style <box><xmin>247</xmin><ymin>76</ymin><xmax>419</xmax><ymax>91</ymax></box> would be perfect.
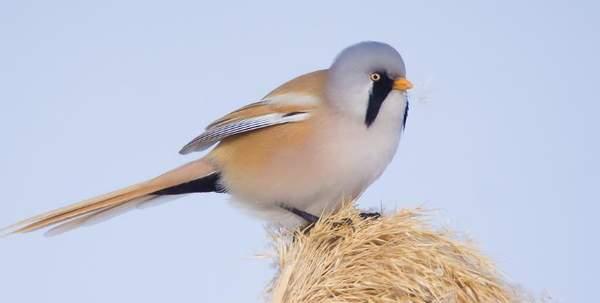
<box><xmin>211</xmin><ymin>119</ymin><xmax>401</xmax><ymax>225</ymax></box>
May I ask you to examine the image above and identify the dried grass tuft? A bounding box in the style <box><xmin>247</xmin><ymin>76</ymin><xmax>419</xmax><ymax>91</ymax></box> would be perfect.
<box><xmin>267</xmin><ymin>203</ymin><xmax>535</xmax><ymax>303</ymax></box>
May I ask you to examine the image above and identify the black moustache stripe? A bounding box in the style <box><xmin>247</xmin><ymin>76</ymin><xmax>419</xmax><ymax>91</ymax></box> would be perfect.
<box><xmin>402</xmin><ymin>99</ymin><xmax>409</xmax><ymax>129</ymax></box>
<box><xmin>365</xmin><ymin>73</ymin><xmax>394</xmax><ymax>127</ymax></box>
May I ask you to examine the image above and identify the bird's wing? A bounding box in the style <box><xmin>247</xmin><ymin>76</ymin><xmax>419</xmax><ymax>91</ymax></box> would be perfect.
<box><xmin>178</xmin><ymin>101</ymin><xmax>315</xmax><ymax>155</ymax></box>
<box><xmin>179</xmin><ymin>69</ymin><xmax>327</xmax><ymax>155</ymax></box>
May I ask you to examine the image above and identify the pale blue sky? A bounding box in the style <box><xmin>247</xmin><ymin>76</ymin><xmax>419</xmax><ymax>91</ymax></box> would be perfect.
<box><xmin>0</xmin><ymin>1</ymin><xmax>597</xmax><ymax>302</ymax></box>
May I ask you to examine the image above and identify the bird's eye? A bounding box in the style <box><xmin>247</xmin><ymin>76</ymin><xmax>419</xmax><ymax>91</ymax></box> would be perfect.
<box><xmin>369</xmin><ymin>73</ymin><xmax>381</xmax><ymax>81</ymax></box>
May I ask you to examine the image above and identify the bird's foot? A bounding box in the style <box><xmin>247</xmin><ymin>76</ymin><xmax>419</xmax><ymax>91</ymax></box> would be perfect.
<box><xmin>331</xmin><ymin>212</ymin><xmax>381</xmax><ymax>229</ymax></box>
<box><xmin>359</xmin><ymin>211</ymin><xmax>381</xmax><ymax>220</ymax></box>
<box><xmin>280</xmin><ymin>204</ymin><xmax>381</xmax><ymax>236</ymax></box>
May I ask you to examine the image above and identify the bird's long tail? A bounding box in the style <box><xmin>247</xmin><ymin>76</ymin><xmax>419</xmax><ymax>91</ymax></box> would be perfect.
<box><xmin>1</xmin><ymin>158</ymin><xmax>218</xmax><ymax>236</ymax></box>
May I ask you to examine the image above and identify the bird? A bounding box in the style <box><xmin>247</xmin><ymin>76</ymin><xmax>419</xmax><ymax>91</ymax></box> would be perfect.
<box><xmin>1</xmin><ymin>41</ymin><xmax>413</xmax><ymax>236</ymax></box>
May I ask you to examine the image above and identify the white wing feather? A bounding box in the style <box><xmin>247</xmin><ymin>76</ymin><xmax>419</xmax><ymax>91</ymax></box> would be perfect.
<box><xmin>178</xmin><ymin>112</ymin><xmax>310</xmax><ymax>154</ymax></box>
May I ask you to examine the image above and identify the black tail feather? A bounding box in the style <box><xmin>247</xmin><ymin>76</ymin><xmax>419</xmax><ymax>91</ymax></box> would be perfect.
<box><xmin>152</xmin><ymin>172</ymin><xmax>226</xmax><ymax>195</ymax></box>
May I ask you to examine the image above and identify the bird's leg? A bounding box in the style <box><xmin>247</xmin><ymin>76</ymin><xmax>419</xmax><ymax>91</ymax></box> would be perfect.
<box><xmin>280</xmin><ymin>204</ymin><xmax>319</xmax><ymax>224</ymax></box>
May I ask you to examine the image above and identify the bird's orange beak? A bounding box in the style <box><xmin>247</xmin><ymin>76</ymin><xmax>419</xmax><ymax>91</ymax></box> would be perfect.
<box><xmin>393</xmin><ymin>78</ymin><xmax>413</xmax><ymax>91</ymax></box>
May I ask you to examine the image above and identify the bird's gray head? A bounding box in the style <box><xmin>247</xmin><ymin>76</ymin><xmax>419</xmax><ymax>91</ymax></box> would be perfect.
<box><xmin>326</xmin><ymin>41</ymin><xmax>412</xmax><ymax>127</ymax></box>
